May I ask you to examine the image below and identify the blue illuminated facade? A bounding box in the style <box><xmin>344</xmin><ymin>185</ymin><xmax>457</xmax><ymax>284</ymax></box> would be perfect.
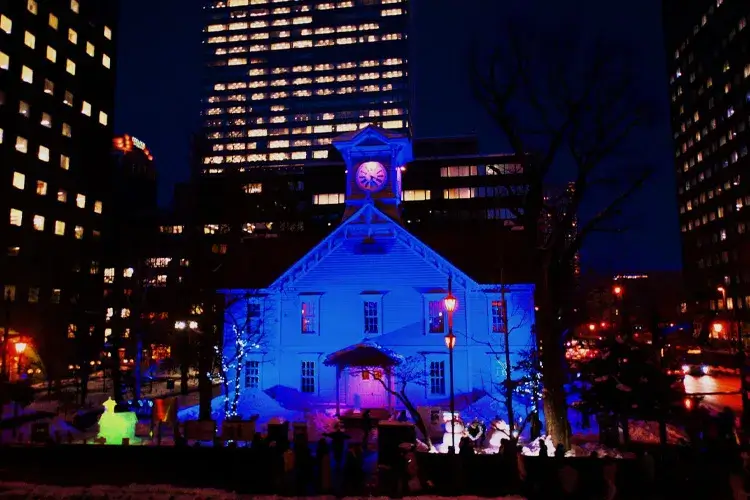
<box><xmin>222</xmin><ymin>126</ymin><xmax>535</xmax><ymax>412</ymax></box>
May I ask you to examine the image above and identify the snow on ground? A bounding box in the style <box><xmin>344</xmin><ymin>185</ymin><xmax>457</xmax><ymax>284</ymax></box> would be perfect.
<box><xmin>0</xmin><ymin>483</ymin><xmax>525</xmax><ymax>499</ymax></box>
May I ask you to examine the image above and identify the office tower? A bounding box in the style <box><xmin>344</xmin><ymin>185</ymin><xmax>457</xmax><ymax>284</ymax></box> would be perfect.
<box><xmin>0</xmin><ymin>0</ymin><xmax>118</xmax><ymax>373</ymax></box>
<box><xmin>664</xmin><ymin>0</ymin><xmax>749</xmax><ymax>324</ymax></box>
<box><xmin>201</xmin><ymin>0</ymin><xmax>410</xmax><ymax>173</ymax></box>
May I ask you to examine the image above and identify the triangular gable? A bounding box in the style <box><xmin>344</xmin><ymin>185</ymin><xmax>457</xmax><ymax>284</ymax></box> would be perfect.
<box><xmin>269</xmin><ymin>203</ymin><xmax>479</xmax><ymax>291</ymax></box>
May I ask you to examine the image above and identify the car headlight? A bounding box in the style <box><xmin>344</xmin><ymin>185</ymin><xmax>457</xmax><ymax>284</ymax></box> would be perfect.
<box><xmin>701</xmin><ymin>365</ymin><xmax>710</xmax><ymax>375</ymax></box>
<box><xmin>682</xmin><ymin>365</ymin><xmax>690</xmax><ymax>373</ymax></box>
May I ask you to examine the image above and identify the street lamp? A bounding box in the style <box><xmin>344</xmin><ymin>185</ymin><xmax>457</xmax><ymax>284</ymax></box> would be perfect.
<box><xmin>443</xmin><ymin>277</ymin><xmax>458</xmax><ymax>453</ymax></box>
<box><xmin>14</xmin><ymin>341</ymin><xmax>26</xmax><ymax>378</ymax></box>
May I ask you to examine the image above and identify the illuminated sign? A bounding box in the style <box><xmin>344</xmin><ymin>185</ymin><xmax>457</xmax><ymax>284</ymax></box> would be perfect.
<box><xmin>113</xmin><ymin>134</ymin><xmax>153</xmax><ymax>161</ymax></box>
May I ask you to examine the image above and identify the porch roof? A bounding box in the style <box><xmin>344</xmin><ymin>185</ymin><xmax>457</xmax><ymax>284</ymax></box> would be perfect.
<box><xmin>323</xmin><ymin>343</ymin><xmax>402</xmax><ymax>368</ymax></box>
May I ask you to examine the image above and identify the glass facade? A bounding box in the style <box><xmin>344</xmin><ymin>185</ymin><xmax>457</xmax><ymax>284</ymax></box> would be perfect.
<box><xmin>201</xmin><ymin>0</ymin><xmax>410</xmax><ymax>174</ymax></box>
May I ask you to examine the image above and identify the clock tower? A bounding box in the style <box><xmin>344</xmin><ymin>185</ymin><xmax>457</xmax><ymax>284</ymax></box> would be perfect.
<box><xmin>333</xmin><ymin>125</ymin><xmax>413</xmax><ymax>221</ymax></box>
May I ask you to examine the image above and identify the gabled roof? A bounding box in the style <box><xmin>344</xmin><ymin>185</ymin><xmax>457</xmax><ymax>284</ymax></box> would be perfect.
<box><xmin>268</xmin><ymin>202</ymin><xmax>480</xmax><ymax>291</ymax></box>
<box><xmin>332</xmin><ymin>124</ymin><xmax>407</xmax><ymax>144</ymax></box>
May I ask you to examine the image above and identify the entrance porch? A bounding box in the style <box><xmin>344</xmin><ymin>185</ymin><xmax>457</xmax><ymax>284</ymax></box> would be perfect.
<box><xmin>323</xmin><ymin>343</ymin><xmax>402</xmax><ymax>417</ymax></box>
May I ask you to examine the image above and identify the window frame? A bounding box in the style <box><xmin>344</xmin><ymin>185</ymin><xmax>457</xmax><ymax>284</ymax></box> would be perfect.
<box><xmin>300</xmin><ymin>359</ymin><xmax>317</xmax><ymax>394</ymax></box>
<box><xmin>423</xmin><ymin>293</ymin><xmax>447</xmax><ymax>334</ymax></box>
<box><xmin>299</xmin><ymin>294</ymin><xmax>321</xmax><ymax>335</ymax></box>
<box><xmin>427</xmin><ymin>358</ymin><xmax>446</xmax><ymax>397</ymax></box>
<box><xmin>361</xmin><ymin>292</ymin><xmax>384</xmax><ymax>335</ymax></box>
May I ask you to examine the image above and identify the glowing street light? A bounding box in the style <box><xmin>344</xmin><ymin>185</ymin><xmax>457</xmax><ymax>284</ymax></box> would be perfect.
<box><xmin>14</xmin><ymin>341</ymin><xmax>27</xmax><ymax>355</ymax></box>
<box><xmin>613</xmin><ymin>286</ymin><xmax>622</xmax><ymax>296</ymax></box>
<box><xmin>443</xmin><ymin>277</ymin><xmax>458</xmax><ymax>453</ymax></box>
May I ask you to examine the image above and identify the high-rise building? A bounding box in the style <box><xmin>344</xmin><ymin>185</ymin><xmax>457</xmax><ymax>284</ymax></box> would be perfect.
<box><xmin>663</xmin><ymin>0</ymin><xmax>749</xmax><ymax>326</ymax></box>
<box><xmin>201</xmin><ymin>0</ymin><xmax>410</xmax><ymax>173</ymax></box>
<box><xmin>0</xmin><ymin>0</ymin><xmax>119</xmax><ymax>375</ymax></box>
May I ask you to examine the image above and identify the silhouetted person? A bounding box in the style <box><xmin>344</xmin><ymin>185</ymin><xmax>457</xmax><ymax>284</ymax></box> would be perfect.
<box><xmin>555</xmin><ymin>443</ymin><xmax>566</xmax><ymax>458</ymax></box>
<box><xmin>324</xmin><ymin>425</ymin><xmax>351</xmax><ymax>466</ymax></box>
<box><xmin>459</xmin><ymin>435</ymin><xmax>475</xmax><ymax>455</ymax></box>
<box><xmin>315</xmin><ymin>438</ymin><xmax>331</xmax><ymax>493</ymax></box>
<box><xmin>397</xmin><ymin>409</ymin><xmax>408</xmax><ymax>422</ymax></box>
<box><xmin>361</xmin><ymin>409</ymin><xmax>373</xmax><ymax>449</ymax></box>
<box><xmin>538</xmin><ymin>438</ymin><xmax>548</xmax><ymax>457</ymax></box>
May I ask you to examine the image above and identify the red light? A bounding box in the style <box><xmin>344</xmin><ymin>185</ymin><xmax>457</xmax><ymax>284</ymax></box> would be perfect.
<box><xmin>684</xmin><ymin>398</ymin><xmax>693</xmax><ymax>410</ymax></box>
<box><xmin>600</xmin><ymin>322</ymin><xmax>607</xmax><ymax>328</ymax></box>
<box><xmin>613</xmin><ymin>286</ymin><xmax>622</xmax><ymax>296</ymax></box>
<box><xmin>588</xmin><ymin>323</ymin><xmax>596</xmax><ymax>332</ymax></box>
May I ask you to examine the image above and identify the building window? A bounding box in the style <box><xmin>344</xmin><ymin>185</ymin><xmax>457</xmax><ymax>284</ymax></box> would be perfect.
<box><xmin>491</xmin><ymin>300</ymin><xmax>506</xmax><ymax>333</ymax></box>
<box><xmin>244</xmin><ymin>360</ymin><xmax>260</xmax><ymax>389</ymax></box>
<box><xmin>51</xmin><ymin>289</ymin><xmax>61</xmax><ymax>304</ymax></box>
<box><xmin>242</xmin><ymin>183</ymin><xmax>262</xmax><ymax>194</ymax></box>
<box><xmin>57</xmin><ymin>189</ymin><xmax>67</xmax><ymax>202</ymax></box>
<box><xmin>21</xmin><ymin>65</ymin><xmax>33</xmax><ymax>83</ymax></box>
<box><xmin>49</xmin><ymin>13</ymin><xmax>58</xmax><ymax>30</ymax></box>
<box><xmin>0</xmin><ymin>51</ymin><xmax>8</xmax><ymax>70</ymax></box>
<box><xmin>440</xmin><ymin>166</ymin><xmax>477</xmax><ymax>177</ymax></box>
<box><xmin>38</xmin><ymin>145</ymin><xmax>50</xmax><ymax>162</ymax></box>
<box><xmin>15</xmin><ymin>137</ymin><xmax>28</xmax><ymax>153</ymax></box>
<box><xmin>301</xmin><ymin>300</ymin><xmax>317</xmax><ymax>333</ymax></box>
<box><xmin>41</xmin><ymin>112</ymin><xmax>51</xmax><ymax>127</ymax></box>
<box><xmin>74</xmin><ymin>225</ymin><xmax>83</xmax><ymax>239</ymax></box>
<box><xmin>36</xmin><ymin>180</ymin><xmax>47</xmax><ymax>195</ymax></box>
<box><xmin>12</xmin><ymin>172</ymin><xmax>25</xmax><ymax>190</ymax></box>
<box><xmin>99</xmin><ymin>111</ymin><xmax>108</xmax><ymax>126</ymax></box>
<box><xmin>86</xmin><ymin>42</ymin><xmax>94</xmax><ymax>57</ymax></box>
<box><xmin>54</xmin><ymin>220</ymin><xmax>65</xmax><ymax>235</ymax></box>
<box><xmin>44</xmin><ymin>79</ymin><xmax>53</xmax><ymax>94</ymax></box>
<box><xmin>46</xmin><ymin>46</ymin><xmax>56</xmax><ymax>62</ymax></box>
<box><xmin>18</xmin><ymin>101</ymin><xmax>30</xmax><ymax>117</ymax></box>
<box><xmin>68</xmin><ymin>28</ymin><xmax>77</xmax><ymax>44</ymax></box>
<box><xmin>364</xmin><ymin>301</ymin><xmax>379</xmax><ymax>334</ymax></box>
<box><xmin>62</xmin><ymin>123</ymin><xmax>71</xmax><ymax>137</ymax></box>
<box><xmin>104</xmin><ymin>26</ymin><xmax>112</xmax><ymax>40</ymax></box>
<box><xmin>24</xmin><ymin>31</ymin><xmax>35</xmax><ymax>49</ymax></box>
<box><xmin>104</xmin><ymin>268</ymin><xmax>115</xmax><ymax>284</ymax></box>
<box><xmin>70</xmin><ymin>0</ymin><xmax>79</xmax><ymax>13</ymax></box>
<box><xmin>102</xmin><ymin>54</ymin><xmax>111</xmax><ymax>69</ymax></box>
<box><xmin>402</xmin><ymin>190</ymin><xmax>431</xmax><ymax>202</ymax></box>
<box><xmin>301</xmin><ymin>360</ymin><xmax>316</xmax><ymax>393</ymax></box>
<box><xmin>27</xmin><ymin>1</ymin><xmax>37</xmax><ymax>15</ymax></box>
<box><xmin>81</xmin><ymin>101</ymin><xmax>91</xmax><ymax>116</ymax></box>
<box><xmin>33</xmin><ymin>215</ymin><xmax>45</xmax><ymax>231</ymax></box>
<box><xmin>76</xmin><ymin>194</ymin><xmax>86</xmax><ymax>208</ymax></box>
<box><xmin>60</xmin><ymin>155</ymin><xmax>70</xmax><ymax>170</ymax></box>
<box><xmin>247</xmin><ymin>301</ymin><xmax>261</xmax><ymax>334</ymax></box>
<box><xmin>9</xmin><ymin>209</ymin><xmax>22</xmax><ymax>226</ymax></box>
<box><xmin>94</xmin><ymin>201</ymin><xmax>103</xmax><ymax>214</ymax></box>
<box><xmin>313</xmin><ymin>193</ymin><xmax>345</xmax><ymax>205</ymax></box>
<box><xmin>3</xmin><ymin>285</ymin><xmax>16</xmax><ymax>302</ymax></box>
<box><xmin>429</xmin><ymin>360</ymin><xmax>446</xmax><ymax>395</ymax></box>
<box><xmin>428</xmin><ymin>300</ymin><xmax>445</xmax><ymax>333</ymax></box>
<box><xmin>28</xmin><ymin>287</ymin><xmax>39</xmax><ymax>303</ymax></box>
<box><xmin>0</xmin><ymin>15</ymin><xmax>11</xmax><ymax>34</ymax></box>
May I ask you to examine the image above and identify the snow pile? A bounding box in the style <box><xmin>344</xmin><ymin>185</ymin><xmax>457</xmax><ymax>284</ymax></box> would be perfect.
<box><xmin>0</xmin><ymin>483</ymin><xmax>526</xmax><ymax>500</ymax></box>
<box><xmin>567</xmin><ymin>442</ymin><xmax>629</xmax><ymax>459</ymax></box>
<box><xmin>627</xmin><ymin>420</ymin><xmax>687</xmax><ymax>444</ymax></box>
<box><xmin>521</xmin><ymin>435</ymin><xmax>555</xmax><ymax>456</ymax></box>
<box><xmin>306</xmin><ymin>410</ymin><xmax>340</xmax><ymax>441</ymax></box>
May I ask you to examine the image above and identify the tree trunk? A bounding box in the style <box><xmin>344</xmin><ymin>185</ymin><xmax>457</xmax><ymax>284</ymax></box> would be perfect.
<box><xmin>536</xmin><ymin>279</ymin><xmax>570</xmax><ymax>448</ymax></box>
<box><xmin>399</xmin><ymin>391</ymin><xmax>432</xmax><ymax>449</ymax></box>
<box><xmin>180</xmin><ymin>362</ymin><xmax>189</xmax><ymax>396</ymax></box>
<box><xmin>80</xmin><ymin>371</ymin><xmax>89</xmax><ymax>406</ymax></box>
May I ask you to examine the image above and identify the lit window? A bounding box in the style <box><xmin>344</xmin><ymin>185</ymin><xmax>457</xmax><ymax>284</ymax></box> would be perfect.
<box><xmin>27</xmin><ymin>0</ymin><xmax>37</xmax><ymax>15</ymax></box>
<box><xmin>103</xmin><ymin>26</ymin><xmax>112</xmax><ymax>40</ymax></box>
<box><xmin>0</xmin><ymin>51</ymin><xmax>8</xmax><ymax>70</ymax></box>
<box><xmin>0</xmin><ymin>15</ymin><xmax>11</xmax><ymax>34</ymax></box>
<box><xmin>70</xmin><ymin>0</ymin><xmax>79</xmax><ymax>13</ymax></box>
<box><xmin>98</xmin><ymin>111</ymin><xmax>108</xmax><ymax>126</ymax></box>
<box><xmin>15</xmin><ymin>137</ymin><xmax>28</xmax><ymax>153</ymax></box>
<box><xmin>12</xmin><ymin>172</ymin><xmax>25</xmax><ymax>190</ymax></box>
<box><xmin>65</xmin><ymin>59</ymin><xmax>76</xmax><ymax>75</ymax></box>
<box><xmin>60</xmin><ymin>155</ymin><xmax>70</xmax><ymax>170</ymax></box>
<box><xmin>81</xmin><ymin>101</ymin><xmax>91</xmax><ymax>116</ymax></box>
<box><xmin>32</xmin><ymin>215</ymin><xmax>45</xmax><ymax>231</ymax></box>
<box><xmin>68</xmin><ymin>29</ymin><xmax>77</xmax><ymax>44</ymax></box>
<box><xmin>49</xmin><ymin>13</ymin><xmax>58</xmax><ymax>30</ymax></box>
<box><xmin>44</xmin><ymin>79</ymin><xmax>54</xmax><ymax>94</ymax></box>
<box><xmin>57</xmin><ymin>189</ymin><xmax>67</xmax><ymax>202</ymax></box>
<box><xmin>74</xmin><ymin>226</ymin><xmax>83</xmax><ymax>239</ymax></box>
<box><xmin>38</xmin><ymin>145</ymin><xmax>50</xmax><ymax>162</ymax></box>
<box><xmin>46</xmin><ymin>46</ymin><xmax>56</xmax><ymax>62</ymax></box>
<box><xmin>86</xmin><ymin>42</ymin><xmax>94</xmax><ymax>56</ymax></box>
<box><xmin>41</xmin><ymin>113</ymin><xmax>51</xmax><ymax>127</ymax></box>
<box><xmin>21</xmin><ymin>65</ymin><xmax>33</xmax><ymax>83</ymax></box>
<box><xmin>24</xmin><ymin>31</ymin><xmax>35</xmax><ymax>49</ymax></box>
<box><xmin>62</xmin><ymin>123</ymin><xmax>71</xmax><ymax>137</ymax></box>
<box><xmin>76</xmin><ymin>194</ymin><xmax>86</xmax><ymax>208</ymax></box>
<box><xmin>9</xmin><ymin>209</ymin><xmax>22</xmax><ymax>227</ymax></box>
<box><xmin>19</xmin><ymin>101</ymin><xmax>30</xmax><ymax>117</ymax></box>
<box><xmin>402</xmin><ymin>190</ymin><xmax>431</xmax><ymax>201</ymax></box>
<box><xmin>102</xmin><ymin>54</ymin><xmax>110</xmax><ymax>68</ymax></box>
<box><xmin>93</xmin><ymin>201</ymin><xmax>102</xmax><ymax>214</ymax></box>
<box><xmin>36</xmin><ymin>180</ymin><xmax>47</xmax><ymax>196</ymax></box>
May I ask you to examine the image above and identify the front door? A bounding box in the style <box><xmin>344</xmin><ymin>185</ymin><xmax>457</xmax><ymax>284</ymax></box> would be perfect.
<box><xmin>346</xmin><ymin>368</ymin><xmax>388</xmax><ymax>409</ymax></box>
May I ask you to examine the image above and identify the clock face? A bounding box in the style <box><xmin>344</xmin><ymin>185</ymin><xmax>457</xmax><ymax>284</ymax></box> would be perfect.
<box><xmin>356</xmin><ymin>161</ymin><xmax>388</xmax><ymax>192</ymax></box>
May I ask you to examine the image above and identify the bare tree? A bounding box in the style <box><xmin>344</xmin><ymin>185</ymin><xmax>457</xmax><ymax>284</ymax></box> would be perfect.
<box><xmin>350</xmin><ymin>356</ymin><xmax>434</xmax><ymax>449</ymax></box>
<box><xmin>473</xmin><ymin>288</ymin><xmax>535</xmax><ymax>438</ymax></box>
<box><xmin>471</xmin><ymin>17</ymin><xmax>655</xmax><ymax>446</ymax></box>
<box><xmin>217</xmin><ymin>290</ymin><xmax>272</xmax><ymax>419</ymax></box>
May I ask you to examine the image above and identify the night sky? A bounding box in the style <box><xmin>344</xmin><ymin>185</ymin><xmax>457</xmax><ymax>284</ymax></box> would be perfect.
<box><xmin>115</xmin><ymin>0</ymin><xmax>681</xmax><ymax>274</ymax></box>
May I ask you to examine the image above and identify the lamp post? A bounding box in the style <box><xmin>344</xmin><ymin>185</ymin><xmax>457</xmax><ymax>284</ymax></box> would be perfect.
<box><xmin>11</xmin><ymin>340</ymin><xmax>27</xmax><ymax>438</ymax></box>
<box><xmin>613</xmin><ymin>285</ymin><xmax>623</xmax><ymax>334</ymax></box>
<box><xmin>443</xmin><ymin>277</ymin><xmax>458</xmax><ymax>454</ymax></box>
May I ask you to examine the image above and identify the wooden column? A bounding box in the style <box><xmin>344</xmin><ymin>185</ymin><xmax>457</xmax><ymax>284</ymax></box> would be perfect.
<box><xmin>386</xmin><ymin>367</ymin><xmax>393</xmax><ymax>410</ymax></box>
<box><xmin>335</xmin><ymin>365</ymin><xmax>341</xmax><ymax>417</ymax></box>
